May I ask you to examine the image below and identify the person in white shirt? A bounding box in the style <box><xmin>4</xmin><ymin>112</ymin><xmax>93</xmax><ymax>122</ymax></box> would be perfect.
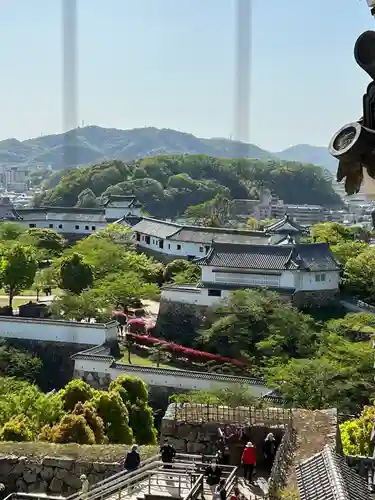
<box><xmin>80</xmin><ymin>474</ymin><xmax>89</xmax><ymax>500</ymax></box>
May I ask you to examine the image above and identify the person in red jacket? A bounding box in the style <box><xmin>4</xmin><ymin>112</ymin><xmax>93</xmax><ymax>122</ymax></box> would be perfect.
<box><xmin>241</xmin><ymin>442</ymin><xmax>256</xmax><ymax>483</ymax></box>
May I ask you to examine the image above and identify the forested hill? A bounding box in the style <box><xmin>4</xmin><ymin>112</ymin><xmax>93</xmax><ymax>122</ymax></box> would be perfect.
<box><xmin>34</xmin><ymin>155</ymin><xmax>342</xmax><ymax>218</ymax></box>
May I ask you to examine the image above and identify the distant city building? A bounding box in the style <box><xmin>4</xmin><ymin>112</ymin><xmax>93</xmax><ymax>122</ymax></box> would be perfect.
<box><xmin>232</xmin><ymin>189</ymin><xmax>347</xmax><ymax>226</ymax></box>
<box><xmin>1</xmin><ymin>166</ymin><xmax>29</xmax><ymax>193</ymax></box>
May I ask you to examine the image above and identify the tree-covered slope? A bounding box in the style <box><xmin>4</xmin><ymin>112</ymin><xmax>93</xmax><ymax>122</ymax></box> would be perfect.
<box><xmin>34</xmin><ymin>155</ymin><xmax>342</xmax><ymax>218</ymax></box>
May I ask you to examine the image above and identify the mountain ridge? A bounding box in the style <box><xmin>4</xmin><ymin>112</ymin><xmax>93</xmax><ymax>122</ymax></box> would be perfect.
<box><xmin>0</xmin><ymin>125</ymin><xmax>336</xmax><ymax>173</ymax></box>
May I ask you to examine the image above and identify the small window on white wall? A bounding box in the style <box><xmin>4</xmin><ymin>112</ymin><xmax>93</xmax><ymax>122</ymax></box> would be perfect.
<box><xmin>315</xmin><ymin>273</ymin><xmax>326</xmax><ymax>282</ymax></box>
<box><xmin>177</xmin><ymin>244</ymin><xmax>181</xmax><ymax>250</ymax></box>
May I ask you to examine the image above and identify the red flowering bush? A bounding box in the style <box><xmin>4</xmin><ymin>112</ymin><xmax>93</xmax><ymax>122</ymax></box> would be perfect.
<box><xmin>126</xmin><ymin>333</ymin><xmax>246</xmax><ymax>367</ymax></box>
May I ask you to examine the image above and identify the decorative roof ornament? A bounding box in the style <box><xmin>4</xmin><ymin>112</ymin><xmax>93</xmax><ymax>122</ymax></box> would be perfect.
<box><xmin>329</xmin><ymin>19</ymin><xmax>375</xmax><ymax>218</ymax></box>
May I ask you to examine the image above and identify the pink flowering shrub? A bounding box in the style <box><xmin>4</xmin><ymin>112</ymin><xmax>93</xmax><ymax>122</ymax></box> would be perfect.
<box><xmin>126</xmin><ymin>333</ymin><xmax>246</xmax><ymax>367</ymax></box>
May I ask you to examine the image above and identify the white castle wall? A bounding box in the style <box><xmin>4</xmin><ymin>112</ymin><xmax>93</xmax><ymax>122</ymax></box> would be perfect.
<box><xmin>0</xmin><ymin>317</ymin><xmax>118</xmax><ymax>345</ymax></box>
<box><xmin>73</xmin><ymin>353</ymin><xmax>272</xmax><ymax>396</ymax></box>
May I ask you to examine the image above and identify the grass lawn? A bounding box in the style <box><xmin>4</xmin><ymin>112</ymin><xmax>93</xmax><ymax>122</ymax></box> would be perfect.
<box><xmin>0</xmin><ymin>442</ymin><xmax>159</xmax><ymax>462</ymax></box>
<box><xmin>0</xmin><ymin>297</ymin><xmax>37</xmax><ymax>308</ymax></box>
<box><xmin>0</xmin><ymin>288</ymin><xmax>62</xmax><ymax>297</ymax></box>
<box><xmin>119</xmin><ymin>352</ymin><xmax>171</xmax><ymax>369</ymax></box>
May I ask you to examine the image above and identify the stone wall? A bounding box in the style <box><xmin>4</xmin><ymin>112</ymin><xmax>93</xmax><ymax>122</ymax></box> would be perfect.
<box><xmin>0</xmin><ymin>455</ymin><xmax>121</xmax><ymax>495</ymax></box>
<box><xmin>155</xmin><ymin>299</ymin><xmax>207</xmax><ymax>342</ymax></box>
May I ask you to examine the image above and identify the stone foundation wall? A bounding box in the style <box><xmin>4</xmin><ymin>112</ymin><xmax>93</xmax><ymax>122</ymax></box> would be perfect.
<box><xmin>74</xmin><ymin>369</ymin><xmax>112</xmax><ymax>389</ymax></box>
<box><xmin>161</xmin><ymin>418</ymin><xmax>284</xmax><ymax>463</ymax></box>
<box><xmin>0</xmin><ymin>455</ymin><xmax>121</xmax><ymax>495</ymax></box>
<box><xmin>155</xmin><ymin>299</ymin><xmax>207</xmax><ymax>343</ymax></box>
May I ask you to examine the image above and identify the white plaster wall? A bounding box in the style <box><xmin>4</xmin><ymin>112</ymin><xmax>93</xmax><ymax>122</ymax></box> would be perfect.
<box><xmin>161</xmin><ymin>287</ymin><xmax>230</xmax><ymax>307</ymax></box>
<box><xmin>74</xmin><ymin>358</ymin><xmax>271</xmax><ymax>397</ymax></box>
<box><xmin>300</xmin><ymin>271</ymin><xmax>340</xmax><ymax>291</ymax></box>
<box><xmin>161</xmin><ymin>288</ymin><xmax>204</xmax><ymax>305</ymax></box>
<box><xmin>0</xmin><ymin>317</ymin><xmax>117</xmax><ymax>345</ymax></box>
<box><xmin>19</xmin><ymin>218</ymin><xmax>107</xmax><ymax>235</ymax></box>
<box><xmin>202</xmin><ymin>267</ymin><xmax>295</xmax><ymax>289</ymax></box>
<box><xmin>279</xmin><ymin>271</ymin><xmax>296</xmax><ymax>288</ymax></box>
<box><xmin>137</xmin><ymin>233</ymin><xmax>208</xmax><ymax>259</ymax></box>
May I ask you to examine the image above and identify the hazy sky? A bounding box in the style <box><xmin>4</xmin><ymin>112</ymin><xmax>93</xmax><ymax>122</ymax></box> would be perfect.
<box><xmin>0</xmin><ymin>0</ymin><xmax>374</xmax><ymax>150</ymax></box>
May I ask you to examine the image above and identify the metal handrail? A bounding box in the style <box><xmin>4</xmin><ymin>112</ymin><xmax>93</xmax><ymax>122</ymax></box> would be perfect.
<box><xmin>224</xmin><ymin>467</ymin><xmax>238</xmax><ymax>498</ymax></box>
<box><xmin>81</xmin><ymin>460</ymin><xmax>235</xmax><ymax>500</ymax></box>
<box><xmin>4</xmin><ymin>495</ymin><xmax>64</xmax><ymax>500</ymax></box>
<box><xmin>183</xmin><ymin>474</ymin><xmax>204</xmax><ymax>500</ymax></box>
<box><xmin>75</xmin><ymin>462</ymin><xmax>197</xmax><ymax>500</ymax></box>
<box><xmin>66</xmin><ymin>453</ymin><xmax>160</xmax><ymax>500</ymax></box>
<box><xmin>66</xmin><ymin>451</ymin><xmax>209</xmax><ymax>500</ymax></box>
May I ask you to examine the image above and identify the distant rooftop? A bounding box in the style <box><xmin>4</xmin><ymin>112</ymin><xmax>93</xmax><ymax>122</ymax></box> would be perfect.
<box><xmin>132</xmin><ymin>217</ymin><xmax>268</xmax><ymax>245</ymax></box>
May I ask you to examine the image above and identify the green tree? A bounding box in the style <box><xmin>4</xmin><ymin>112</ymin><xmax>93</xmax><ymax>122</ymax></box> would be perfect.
<box><xmin>59</xmin><ymin>253</ymin><xmax>93</xmax><ymax>295</ymax></box>
<box><xmin>163</xmin><ymin>259</ymin><xmax>200</xmax><ymax>284</ymax></box>
<box><xmin>344</xmin><ymin>247</ymin><xmax>375</xmax><ymax>302</ymax></box>
<box><xmin>76</xmin><ymin>188</ymin><xmax>100</xmax><ymax>208</ymax></box>
<box><xmin>97</xmin><ymin>271</ymin><xmax>159</xmax><ymax>309</ymax></box>
<box><xmin>0</xmin><ymin>222</ymin><xmax>25</xmax><ymax>241</ymax></box>
<box><xmin>340</xmin><ymin>406</ymin><xmax>374</xmax><ymax>456</ymax></box>
<box><xmin>326</xmin><ymin>313</ymin><xmax>375</xmax><ymax>340</ymax></box>
<box><xmin>0</xmin><ymin>378</ymin><xmax>63</xmax><ymax>434</ymax></box>
<box><xmin>40</xmin><ymin>413</ymin><xmax>95</xmax><ymax>444</ymax></box>
<box><xmin>19</xmin><ymin>228</ymin><xmax>66</xmax><ymax>259</ymax></box>
<box><xmin>268</xmin><ymin>333</ymin><xmax>374</xmax><ymax>413</ymax></box>
<box><xmin>32</xmin><ymin>270</ymin><xmax>43</xmax><ymax>301</ymax></box>
<box><xmin>109</xmin><ymin>376</ymin><xmax>157</xmax><ymax>444</ymax></box>
<box><xmin>58</xmin><ymin>379</ymin><xmax>95</xmax><ymax>412</ymax></box>
<box><xmin>39</xmin><ymin>266</ymin><xmax>56</xmax><ymax>291</ymax></box>
<box><xmin>36</xmin><ymin>155</ymin><xmax>342</xmax><ymax>217</ymax></box>
<box><xmin>184</xmin><ymin>194</ymin><xmax>234</xmax><ymax>227</ymax></box>
<box><xmin>128</xmin><ymin>403</ymin><xmax>157</xmax><ymax>445</ymax></box>
<box><xmin>72</xmin><ymin>402</ymin><xmax>106</xmax><ymax>444</ymax></box>
<box><xmin>268</xmin><ymin>357</ymin><xmax>345</xmax><ymax>410</ymax></box>
<box><xmin>164</xmin><ymin>260</ymin><xmax>190</xmax><ymax>282</ymax></box>
<box><xmin>311</xmin><ymin>222</ymin><xmax>353</xmax><ymax>245</ymax></box>
<box><xmin>0</xmin><ymin>340</ymin><xmax>42</xmax><ymax>382</ymax></box>
<box><xmin>93</xmin><ymin>390</ymin><xmax>133</xmax><ymax>444</ymax></box>
<box><xmin>50</xmin><ymin>290</ymin><xmax>109</xmax><ymax>323</ymax></box>
<box><xmin>331</xmin><ymin>240</ymin><xmax>367</xmax><ymax>266</ymax></box>
<box><xmin>170</xmin><ymin>384</ymin><xmax>262</xmax><ymax>408</ymax></box>
<box><xmin>0</xmin><ymin>415</ymin><xmax>33</xmax><ymax>442</ymax></box>
<box><xmin>88</xmin><ymin>223</ymin><xmax>134</xmax><ymax>246</ymax></box>
<box><xmin>0</xmin><ymin>243</ymin><xmax>37</xmax><ymax>307</ymax></box>
<box><xmin>200</xmin><ymin>289</ymin><xmax>317</xmax><ymax>365</ymax></box>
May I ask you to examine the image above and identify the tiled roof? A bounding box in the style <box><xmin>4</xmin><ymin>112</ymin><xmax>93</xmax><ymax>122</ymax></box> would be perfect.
<box><xmin>296</xmin><ymin>445</ymin><xmax>372</xmax><ymax>500</ymax></box>
<box><xmin>171</xmin><ymin>227</ymin><xmax>268</xmax><ymax>245</ymax></box>
<box><xmin>197</xmin><ymin>243</ymin><xmax>293</xmax><ymax>270</ymax></box>
<box><xmin>132</xmin><ymin>217</ymin><xmax>267</xmax><ymax>243</ymax></box>
<box><xmin>18</xmin><ymin>207</ymin><xmax>104</xmax><ymax>215</ymax></box>
<box><xmin>293</xmin><ymin>243</ymin><xmax>341</xmax><ymax>271</ymax></box>
<box><xmin>196</xmin><ymin>242</ymin><xmax>341</xmax><ymax>271</ymax></box>
<box><xmin>265</xmin><ymin>214</ymin><xmax>306</xmax><ymax>233</ymax></box>
<box><xmin>18</xmin><ymin>208</ymin><xmax>106</xmax><ymax>223</ymax></box>
<box><xmin>132</xmin><ymin>217</ymin><xmax>181</xmax><ymax>239</ymax></box>
<box><xmin>103</xmin><ymin>195</ymin><xmax>141</xmax><ymax>207</ymax></box>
